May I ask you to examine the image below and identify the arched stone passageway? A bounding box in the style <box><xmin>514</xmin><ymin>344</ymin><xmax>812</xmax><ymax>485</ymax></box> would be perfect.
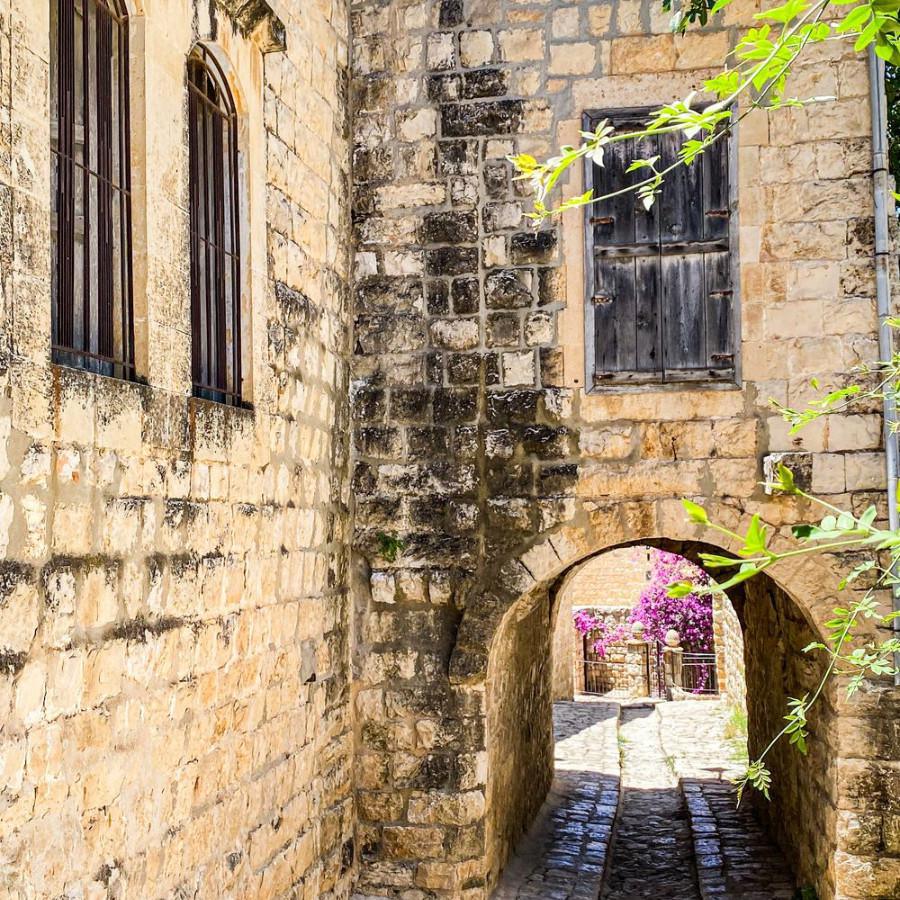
<box><xmin>352</xmin><ymin>496</ymin><xmax>899</xmax><ymax>900</ymax></box>
<box><xmin>478</xmin><ymin>525</ymin><xmax>841</xmax><ymax>899</ymax></box>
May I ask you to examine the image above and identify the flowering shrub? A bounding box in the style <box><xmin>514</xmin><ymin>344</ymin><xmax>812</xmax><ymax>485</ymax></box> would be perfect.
<box><xmin>629</xmin><ymin>550</ymin><xmax>714</xmax><ymax>652</ymax></box>
<box><xmin>572</xmin><ymin>608</ymin><xmax>628</xmax><ymax>657</ymax></box>
<box><xmin>572</xmin><ymin>549</ymin><xmax>714</xmax><ymax>656</ymax></box>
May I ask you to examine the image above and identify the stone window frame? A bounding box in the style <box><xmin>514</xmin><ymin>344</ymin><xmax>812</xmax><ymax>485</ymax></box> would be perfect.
<box><xmin>44</xmin><ymin>0</ymin><xmax>280</xmax><ymax>415</ymax></box>
<box><xmin>180</xmin><ymin>37</ymin><xmax>267</xmax><ymax>410</ymax></box>
<box><xmin>558</xmin><ymin>109</ymin><xmax>743</xmax><ymax>395</ymax></box>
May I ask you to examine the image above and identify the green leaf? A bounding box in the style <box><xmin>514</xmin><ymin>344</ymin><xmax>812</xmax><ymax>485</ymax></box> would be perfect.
<box><xmin>682</xmin><ymin>499</ymin><xmax>709</xmax><ymax>525</ymax></box>
<box><xmin>667</xmin><ymin>580</ymin><xmax>696</xmax><ymax>598</ymax></box>
<box><xmin>716</xmin><ymin>564</ymin><xmax>762</xmax><ymax>591</ymax></box>
<box><xmin>625</xmin><ymin>155</ymin><xmax>660</xmax><ymax>172</ymax></box>
<box><xmin>698</xmin><ymin>552</ymin><xmax>744</xmax><ymax>568</ymax></box>
<box><xmin>855</xmin><ymin>18</ymin><xmax>880</xmax><ymax>50</ymax></box>
<box><xmin>755</xmin><ymin>0</ymin><xmax>810</xmax><ymax>23</ymax></box>
<box><xmin>859</xmin><ymin>505</ymin><xmax>878</xmax><ymax>529</ymax></box>
<box><xmin>837</xmin><ymin>513</ymin><xmax>856</xmax><ymax>530</ymax></box>
<box><xmin>837</xmin><ymin>4</ymin><xmax>872</xmax><ymax>33</ymax></box>
<box><xmin>742</xmin><ymin>514</ymin><xmax>768</xmax><ymax>555</ymax></box>
<box><xmin>773</xmin><ymin>464</ymin><xmax>797</xmax><ymax>494</ymax></box>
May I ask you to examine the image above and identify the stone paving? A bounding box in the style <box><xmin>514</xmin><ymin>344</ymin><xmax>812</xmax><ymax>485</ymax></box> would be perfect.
<box><xmin>492</xmin><ymin>699</ymin><xmax>797</xmax><ymax>900</ymax></box>
<box><xmin>492</xmin><ymin>699</ymin><xmax>619</xmax><ymax>899</ymax></box>
<box><xmin>601</xmin><ymin>703</ymin><xmax>700</xmax><ymax>900</ymax></box>
<box><xmin>658</xmin><ymin>702</ymin><xmax>795</xmax><ymax>899</ymax></box>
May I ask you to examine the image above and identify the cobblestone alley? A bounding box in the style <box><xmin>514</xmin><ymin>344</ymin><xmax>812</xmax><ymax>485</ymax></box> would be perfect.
<box><xmin>492</xmin><ymin>700</ymin><xmax>796</xmax><ymax>899</ymax></box>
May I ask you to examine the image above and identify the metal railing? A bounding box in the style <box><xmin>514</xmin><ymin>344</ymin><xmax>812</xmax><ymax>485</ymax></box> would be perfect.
<box><xmin>576</xmin><ymin>658</ymin><xmax>631</xmax><ymax>698</ymax></box>
<box><xmin>681</xmin><ymin>652</ymin><xmax>719</xmax><ymax>695</ymax></box>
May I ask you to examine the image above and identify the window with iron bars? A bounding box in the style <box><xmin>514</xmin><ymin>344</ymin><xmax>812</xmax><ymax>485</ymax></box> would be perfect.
<box><xmin>51</xmin><ymin>0</ymin><xmax>135</xmax><ymax>379</ymax></box>
<box><xmin>187</xmin><ymin>48</ymin><xmax>244</xmax><ymax>406</ymax></box>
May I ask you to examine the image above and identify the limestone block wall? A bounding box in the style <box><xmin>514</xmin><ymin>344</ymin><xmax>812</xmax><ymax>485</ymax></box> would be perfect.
<box><xmin>349</xmin><ymin>0</ymin><xmax>899</xmax><ymax>896</ymax></box>
<box><xmin>714</xmin><ymin>589</ymin><xmax>746</xmax><ymax>707</ymax></box>
<box><xmin>0</xmin><ymin>0</ymin><xmax>354</xmax><ymax>896</ymax></box>
<box><xmin>742</xmin><ymin>577</ymin><xmax>833</xmax><ymax>896</ymax></box>
<box><xmin>484</xmin><ymin>599</ymin><xmax>553</xmax><ymax>890</ymax></box>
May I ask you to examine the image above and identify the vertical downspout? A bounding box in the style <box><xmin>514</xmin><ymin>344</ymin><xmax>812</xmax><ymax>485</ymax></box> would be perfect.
<box><xmin>867</xmin><ymin>48</ymin><xmax>900</xmax><ymax>684</ymax></box>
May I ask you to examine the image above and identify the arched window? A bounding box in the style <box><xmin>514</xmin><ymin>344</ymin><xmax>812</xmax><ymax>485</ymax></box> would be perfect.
<box><xmin>50</xmin><ymin>0</ymin><xmax>134</xmax><ymax>378</ymax></box>
<box><xmin>187</xmin><ymin>48</ymin><xmax>243</xmax><ymax>405</ymax></box>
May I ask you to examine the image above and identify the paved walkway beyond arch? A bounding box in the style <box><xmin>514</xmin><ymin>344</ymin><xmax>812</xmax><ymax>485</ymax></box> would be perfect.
<box><xmin>491</xmin><ymin>699</ymin><xmax>796</xmax><ymax>899</ymax></box>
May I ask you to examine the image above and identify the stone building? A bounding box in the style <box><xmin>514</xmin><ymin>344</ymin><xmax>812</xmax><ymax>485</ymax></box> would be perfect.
<box><xmin>349</xmin><ymin>0</ymin><xmax>900</xmax><ymax>898</ymax></box>
<box><xmin>1</xmin><ymin>0</ymin><xmax>899</xmax><ymax>898</ymax></box>
<box><xmin>549</xmin><ymin>546</ymin><xmax>746</xmax><ymax>704</ymax></box>
<box><xmin>0</xmin><ymin>0</ymin><xmax>355</xmax><ymax>896</ymax></box>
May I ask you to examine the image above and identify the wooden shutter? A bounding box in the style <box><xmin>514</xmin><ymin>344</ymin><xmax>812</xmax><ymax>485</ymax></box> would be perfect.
<box><xmin>584</xmin><ymin>108</ymin><xmax>736</xmax><ymax>386</ymax></box>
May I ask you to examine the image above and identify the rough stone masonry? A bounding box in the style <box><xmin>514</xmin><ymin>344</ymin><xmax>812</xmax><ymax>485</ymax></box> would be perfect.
<box><xmin>349</xmin><ymin>0</ymin><xmax>900</xmax><ymax>897</ymax></box>
<box><xmin>1</xmin><ymin>0</ymin><xmax>354</xmax><ymax>896</ymax></box>
<box><xmin>0</xmin><ymin>0</ymin><xmax>898</xmax><ymax>898</ymax></box>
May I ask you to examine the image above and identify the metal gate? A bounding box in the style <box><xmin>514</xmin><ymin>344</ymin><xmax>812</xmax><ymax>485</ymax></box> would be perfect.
<box><xmin>682</xmin><ymin>652</ymin><xmax>719</xmax><ymax>694</ymax></box>
<box><xmin>644</xmin><ymin>640</ymin><xmax>666</xmax><ymax>698</ymax></box>
<box><xmin>576</xmin><ymin>636</ymin><xmax>630</xmax><ymax>698</ymax></box>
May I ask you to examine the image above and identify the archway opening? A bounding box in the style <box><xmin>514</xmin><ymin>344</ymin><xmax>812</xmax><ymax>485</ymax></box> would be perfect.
<box><xmin>485</xmin><ymin>538</ymin><xmax>834</xmax><ymax>899</ymax></box>
<box><xmin>552</xmin><ymin>545</ymin><xmax>745</xmax><ymax>709</ymax></box>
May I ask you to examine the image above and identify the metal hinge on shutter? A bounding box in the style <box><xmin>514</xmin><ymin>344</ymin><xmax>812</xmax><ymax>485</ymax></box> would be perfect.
<box><xmin>591</xmin><ymin>293</ymin><xmax>613</xmax><ymax>306</ymax></box>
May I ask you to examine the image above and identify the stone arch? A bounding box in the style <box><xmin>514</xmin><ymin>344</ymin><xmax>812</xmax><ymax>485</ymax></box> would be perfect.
<box><xmin>451</xmin><ymin>498</ymin><xmax>842</xmax><ymax>685</ymax></box>
<box><xmin>466</xmin><ymin>500</ymin><xmax>863</xmax><ymax>899</ymax></box>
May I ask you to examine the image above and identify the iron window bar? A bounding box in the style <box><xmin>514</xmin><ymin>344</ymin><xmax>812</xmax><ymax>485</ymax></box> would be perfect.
<box><xmin>51</xmin><ymin>0</ymin><xmax>135</xmax><ymax>380</ymax></box>
<box><xmin>187</xmin><ymin>47</ymin><xmax>243</xmax><ymax>406</ymax></box>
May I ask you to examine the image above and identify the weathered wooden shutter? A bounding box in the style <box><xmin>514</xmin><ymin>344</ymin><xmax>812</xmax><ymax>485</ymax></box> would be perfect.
<box><xmin>584</xmin><ymin>108</ymin><xmax>735</xmax><ymax>386</ymax></box>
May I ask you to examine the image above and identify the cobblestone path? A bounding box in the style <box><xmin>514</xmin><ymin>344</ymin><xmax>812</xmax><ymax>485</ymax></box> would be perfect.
<box><xmin>659</xmin><ymin>702</ymin><xmax>796</xmax><ymax>899</ymax></box>
<box><xmin>601</xmin><ymin>704</ymin><xmax>700</xmax><ymax>899</ymax></box>
<box><xmin>492</xmin><ymin>699</ymin><xmax>797</xmax><ymax>900</ymax></box>
<box><xmin>492</xmin><ymin>700</ymin><xmax>619</xmax><ymax>899</ymax></box>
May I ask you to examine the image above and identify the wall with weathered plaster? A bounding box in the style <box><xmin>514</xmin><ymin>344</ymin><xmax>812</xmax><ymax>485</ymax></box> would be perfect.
<box><xmin>0</xmin><ymin>0</ymin><xmax>354</xmax><ymax>896</ymax></box>
<box><xmin>349</xmin><ymin>0</ymin><xmax>899</xmax><ymax>894</ymax></box>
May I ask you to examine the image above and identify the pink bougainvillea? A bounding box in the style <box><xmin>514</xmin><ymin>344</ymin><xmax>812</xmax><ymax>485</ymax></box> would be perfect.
<box><xmin>628</xmin><ymin>549</ymin><xmax>714</xmax><ymax>652</ymax></box>
<box><xmin>572</xmin><ymin>608</ymin><xmax>628</xmax><ymax>657</ymax></box>
<box><xmin>571</xmin><ymin>548</ymin><xmax>714</xmax><ymax>656</ymax></box>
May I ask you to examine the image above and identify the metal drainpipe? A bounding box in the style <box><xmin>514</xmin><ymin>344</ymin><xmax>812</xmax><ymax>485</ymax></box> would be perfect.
<box><xmin>867</xmin><ymin>47</ymin><xmax>900</xmax><ymax>685</ymax></box>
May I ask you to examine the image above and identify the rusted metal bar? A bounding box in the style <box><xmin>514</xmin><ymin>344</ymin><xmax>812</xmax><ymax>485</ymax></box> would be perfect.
<box><xmin>52</xmin><ymin>0</ymin><xmax>133</xmax><ymax>377</ymax></box>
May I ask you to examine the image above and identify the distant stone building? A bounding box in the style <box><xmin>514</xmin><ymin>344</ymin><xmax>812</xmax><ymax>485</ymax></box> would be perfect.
<box><xmin>0</xmin><ymin>0</ymin><xmax>898</xmax><ymax>898</ymax></box>
<box><xmin>549</xmin><ymin>546</ymin><xmax>745</xmax><ymax>705</ymax></box>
